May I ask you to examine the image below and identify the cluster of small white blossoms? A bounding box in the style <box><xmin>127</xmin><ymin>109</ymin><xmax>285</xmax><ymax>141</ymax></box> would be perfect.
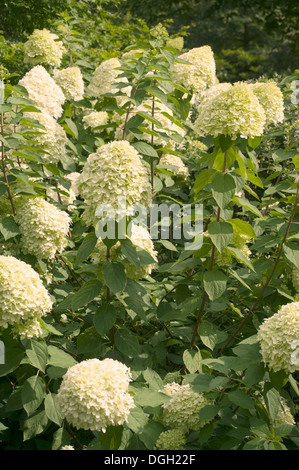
<box><xmin>19</xmin><ymin>65</ymin><xmax>65</xmax><ymax>119</ymax></box>
<box><xmin>53</xmin><ymin>67</ymin><xmax>84</xmax><ymax>102</ymax></box>
<box><xmin>92</xmin><ymin>224</ymin><xmax>158</xmax><ymax>280</ymax></box>
<box><xmin>15</xmin><ymin>197</ymin><xmax>72</xmax><ymax>260</ymax></box>
<box><xmin>155</xmin><ymin>429</ymin><xmax>186</xmax><ymax>450</ymax></box>
<box><xmin>60</xmin><ymin>446</ymin><xmax>74</xmax><ymax>451</ymax></box>
<box><xmin>161</xmin><ymin>382</ymin><xmax>211</xmax><ymax>433</ymax></box>
<box><xmin>82</xmin><ymin>111</ymin><xmax>109</xmax><ymax>129</ymax></box>
<box><xmin>257</xmin><ymin>301</ymin><xmax>299</xmax><ymax>373</ymax></box>
<box><xmin>0</xmin><ymin>256</ymin><xmax>52</xmax><ymax>337</ymax></box>
<box><xmin>55</xmin><ymin>358</ymin><xmax>135</xmax><ymax>432</ymax></box>
<box><xmin>23</xmin><ymin>110</ymin><xmax>67</xmax><ymax>165</ymax></box>
<box><xmin>77</xmin><ymin>140</ymin><xmax>152</xmax><ymax>226</ymax></box>
<box><xmin>87</xmin><ymin>58</ymin><xmax>130</xmax><ymax>104</ymax></box>
<box><xmin>158</xmin><ymin>154</ymin><xmax>189</xmax><ymax>180</ymax></box>
<box><xmin>23</xmin><ymin>29</ymin><xmax>66</xmax><ymax>67</ymax></box>
<box><xmin>171</xmin><ymin>46</ymin><xmax>216</xmax><ymax>94</ymax></box>
<box><xmin>47</xmin><ymin>172</ymin><xmax>81</xmax><ymax>208</ymax></box>
<box><xmin>249</xmin><ymin>81</ymin><xmax>284</xmax><ymax>126</ymax></box>
<box><xmin>194</xmin><ymin>81</ymin><xmax>266</xmax><ymax>139</ymax></box>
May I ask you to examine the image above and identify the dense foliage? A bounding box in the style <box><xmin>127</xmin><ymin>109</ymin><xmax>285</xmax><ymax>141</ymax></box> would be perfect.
<box><xmin>0</xmin><ymin>7</ymin><xmax>298</xmax><ymax>451</ymax></box>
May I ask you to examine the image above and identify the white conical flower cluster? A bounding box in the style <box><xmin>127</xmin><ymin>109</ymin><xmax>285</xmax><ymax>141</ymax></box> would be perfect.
<box><xmin>172</xmin><ymin>46</ymin><xmax>216</xmax><ymax>94</ymax></box>
<box><xmin>161</xmin><ymin>382</ymin><xmax>211</xmax><ymax>432</ymax></box>
<box><xmin>53</xmin><ymin>66</ymin><xmax>84</xmax><ymax>102</ymax></box>
<box><xmin>257</xmin><ymin>301</ymin><xmax>299</xmax><ymax>373</ymax></box>
<box><xmin>19</xmin><ymin>65</ymin><xmax>65</xmax><ymax>119</ymax></box>
<box><xmin>194</xmin><ymin>81</ymin><xmax>266</xmax><ymax>139</ymax></box>
<box><xmin>24</xmin><ymin>110</ymin><xmax>67</xmax><ymax>165</ymax></box>
<box><xmin>23</xmin><ymin>29</ymin><xmax>66</xmax><ymax>67</ymax></box>
<box><xmin>87</xmin><ymin>58</ymin><xmax>130</xmax><ymax>104</ymax></box>
<box><xmin>16</xmin><ymin>197</ymin><xmax>72</xmax><ymax>260</ymax></box>
<box><xmin>82</xmin><ymin>111</ymin><xmax>109</xmax><ymax>129</ymax></box>
<box><xmin>77</xmin><ymin>140</ymin><xmax>152</xmax><ymax>226</ymax></box>
<box><xmin>0</xmin><ymin>255</ymin><xmax>52</xmax><ymax>337</ymax></box>
<box><xmin>249</xmin><ymin>81</ymin><xmax>284</xmax><ymax>126</ymax></box>
<box><xmin>159</xmin><ymin>154</ymin><xmax>189</xmax><ymax>179</ymax></box>
<box><xmin>55</xmin><ymin>358</ymin><xmax>135</xmax><ymax>432</ymax></box>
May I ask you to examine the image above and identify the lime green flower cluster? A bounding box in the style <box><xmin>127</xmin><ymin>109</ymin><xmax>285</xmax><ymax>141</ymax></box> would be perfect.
<box><xmin>155</xmin><ymin>429</ymin><xmax>186</xmax><ymax>450</ymax></box>
<box><xmin>194</xmin><ymin>82</ymin><xmax>266</xmax><ymax>139</ymax></box>
<box><xmin>24</xmin><ymin>28</ymin><xmax>66</xmax><ymax>67</ymax></box>
<box><xmin>161</xmin><ymin>382</ymin><xmax>211</xmax><ymax>432</ymax></box>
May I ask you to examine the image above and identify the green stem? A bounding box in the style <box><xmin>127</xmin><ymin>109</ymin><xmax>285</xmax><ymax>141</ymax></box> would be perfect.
<box><xmin>190</xmin><ymin>151</ymin><xmax>227</xmax><ymax>349</ymax></box>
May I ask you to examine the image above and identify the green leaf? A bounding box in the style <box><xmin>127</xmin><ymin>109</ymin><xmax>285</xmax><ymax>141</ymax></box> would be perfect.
<box><xmin>198</xmin><ymin>404</ymin><xmax>220</xmax><ymax>421</ymax></box>
<box><xmin>47</xmin><ymin>345</ymin><xmax>77</xmax><ymax>368</ymax></box>
<box><xmin>228</xmin><ymin>390</ymin><xmax>255</xmax><ymax>409</ymax></box>
<box><xmin>75</xmin><ymin>233</ymin><xmax>98</xmax><ymax>266</ymax></box>
<box><xmin>198</xmin><ymin>321</ymin><xmax>227</xmax><ymax>350</ymax></box>
<box><xmin>183</xmin><ymin>349</ymin><xmax>202</xmax><ymax>373</ymax></box>
<box><xmin>132</xmin><ymin>141</ymin><xmax>159</xmax><ymax>158</ymax></box>
<box><xmin>21</xmin><ymin>375</ymin><xmax>46</xmax><ymax>415</ymax></box>
<box><xmin>99</xmin><ymin>425</ymin><xmax>123</xmax><ymax>450</ymax></box>
<box><xmin>126</xmin><ymin>405</ymin><xmax>149</xmax><ymax>432</ymax></box>
<box><xmin>211</xmin><ymin>173</ymin><xmax>236</xmax><ymax>209</ymax></box>
<box><xmin>102</xmin><ymin>261</ymin><xmax>126</xmax><ymax>293</ymax></box>
<box><xmin>264</xmin><ymin>388</ymin><xmax>281</xmax><ymax>423</ymax></box>
<box><xmin>22</xmin><ymin>410</ymin><xmax>48</xmax><ymax>441</ymax></box>
<box><xmin>233</xmin><ymin>196</ymin><xmax>263</xmax><ymax>218</ymax></box>
<box><xmin>134</xmin><ymin>388</ymin><xmax>170</xmax><ymax>407</ymax></box>
<box><xmin>203</xmin><ymin>270</ymin><xmax>227</xmax><ymax>301</ymax></box>
<box><xmin>194</xmin><ymin>169</ymin><xmax>217</xmax><ymax>194</ymax></box>
<box><xmin>94</xmin><ymin>303</ymin><xmax>117</xmax><ymax>336</ymax></box>
<box><xmin>64</xmin><ymin>118</ymin><xmax>78</xmax><ymax>139</ymax></box>
<box><xmin>44</xmin><ymin>393</ymin><xmax>63</xmax><ymax>426</ymax></box>
<box><xmin>228</xmin><ymin>218</ymin><xmax>257</xmax><ymax>240</ymax></box>
<box><xmin>26</xmin><ymin>339</ymin><xmax>48</xmax><ymax>373</ymax></box>
<box><xmin>208</xmin><ymin>221</ymin><xmax>233</xmax><ymax>252</ymax></box>
<box><xmin>0</xmin><ymin>217</ymin><xmax>20</xmax><ymax>240</ymax></box>
<box><xmin>0</xmin><ymin>348</ymin><xmax>24</xmax><ymax>377</ymax></box>
<box><xmin>71</xmin><ymin>279</ymin><xmax>102</xmax><ymax>311</ymax></box>
<box><xmin>115</xmin><ymin>329</ymin><xmax>140</xmax><ymax>358</ymax></box>
<box><xmin>227</xmin><ymin>246</ymin><xmax>255</xmax><ymax>271</ymax></box>
<box><xmin>143</xmin><ymin>368</ymin><xmax>164</xmax><ymax>390</ymax></box>
<box><xmin>283</xmin><ymin>242</ymin><xmax>299</xmax><ymax>269</ymax></box>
